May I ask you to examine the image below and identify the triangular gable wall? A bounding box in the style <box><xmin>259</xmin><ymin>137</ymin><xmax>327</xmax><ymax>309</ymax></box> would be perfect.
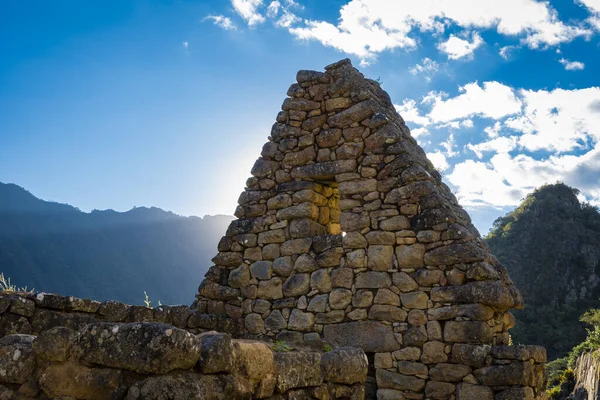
<box><xmin>194</xmin><ymin>59</ymin><xmax>544</xmax><ymax>399</ymax></box>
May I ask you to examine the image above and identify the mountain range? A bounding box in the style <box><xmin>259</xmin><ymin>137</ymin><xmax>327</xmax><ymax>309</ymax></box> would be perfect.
<box><xmin>0</xmin><ymin>182</ymin><xmax>233</xmax><ymax>305</ymax></box>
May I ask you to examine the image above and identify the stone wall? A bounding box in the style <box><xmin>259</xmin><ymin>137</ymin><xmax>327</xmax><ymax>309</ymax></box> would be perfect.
<box><xmin>572</xmin><ymin>350</ymin><xmax>600</xmax><ymax>399</ymax></box>
<box><xmin>0</xmin><ymin>292</ymin><xmax>239</xmax><ymax>337</ymax></box>
<box><xmin>193</xmin><ymin>58</ymin><xmax>548</xmax><ymax>399</ymax></box>
<box><xmin>0</xmin><ymin>321</ymin><xmax>367</xmax><ymax>399</ymax></box>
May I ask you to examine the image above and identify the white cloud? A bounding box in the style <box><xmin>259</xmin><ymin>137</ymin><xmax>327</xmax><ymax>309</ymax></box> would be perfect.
<box><xmin>484</xmin><ymin>122</ymin><xmax>502</xmax><ymax>138</ymax></box>
<box><xmin>266</xmin><ymin>1</ymin><xmax>280</xmax><ymax>18</ymax></box>
<box><xmin>506</xmin><ymin>87</ymin><xmax>600</xmax><ymax>152</ymax></box>
<box><xmin>204</xmin><ymin>15</ymin><xmax>237</xmax><ymax>30</ymax></box>
<box><xmin>409</xmin><ymin>58</ymin><xmax>439</xmax><ymax>81</ymax></box>
<box><xmin>427</xmin><ymin>81</ymin><xmax>523</xmax><ymax>123</ymax></box>
<box><xmin>441</xmin><ymin>133</ymin><xmax>459</xmax><ymax>157</ymax></box>
<box><xmin>395</xmin><ymin>99</ymin><xmax>431</xmax><ymax>126</ymax></box>
<box><xmin>427</xmin><ymin>151</ymin><xmax>450</xmax><ymax>171</ymax></box>
<box><xmin>411</xmin><ymin>127</ymin><xmax>430</xmax><ymax>138</ymax></box>
<box><xmin>437</xmin><ymin>32</ymin><xmax>483</xmax><ymax>59</ymax></box>
<box><xmin>580</xmin><ymin>0</ymin><xmax>600</xmax><ymax>13</ymax></box>
<box><xmin>183</xmin><ymin>41</ymin><xmax>189</xmax><ymax>49</ymax></box>
<box><xmin>448</xmin><ymin>148</ymin><xmax>600</xmax><ymax>207</ymax></box>
<box><xmin>232</xmin><ymin>0</ymin><xmax>266</xmax><ymax>26</ymax></box>
<box><xmin>286</xmin><ymin>0</ymin><xmax>592</xmax><ymax>64</ymax></box>
<box><xmin>499</xmin><ymin>45</ymin><xmax>517</xmax><ymax>59</ymax></box>
<box><xmin>466</xmin><ymin>136</ymin><xmax>519</xmax><ymax>158</ymax></box>
<box><xmin>559</xmin><ymin>58</ymin><xmax>585</xmax><ymax>70</ymax></box>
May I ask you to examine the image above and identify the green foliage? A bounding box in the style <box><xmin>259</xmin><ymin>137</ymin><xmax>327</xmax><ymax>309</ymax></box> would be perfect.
<box><xmin>143</xmin><ymin>292</ymin><xmax>162</xmax><ymax>308</ymax></box>
<box><xmin>273</xmin><ymin>340</ymin><xmax>292</xmax><ymax>352</ymax></box>
<box><xmin>323</xmin><ymin>343</ymin><xmax>334</xmax><ymax>352</ymax></box>
<box><xmin>545</xmin><ymin>303</ymin><xmax>600</xmax><ymax>397</ymax></box>
<box><xmin>0</xmin><ymin>273</ymin><xmax>32</xmax><ymax>294</ymax></box>
<box><xmin>485</xmin><ymin>182</ymin><xmax>600</xmax><ymax>359</ymax></box>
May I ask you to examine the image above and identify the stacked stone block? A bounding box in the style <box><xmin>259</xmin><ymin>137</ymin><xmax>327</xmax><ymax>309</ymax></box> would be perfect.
<box><xmin>194</xmin><ymin>59</ymin><xmax>547</xmax><ymax>399</ymax></box>
<box><xmin>0</xmin><ymin>321</ymin><xmax>368</xmax><ymax>399</ymax></box>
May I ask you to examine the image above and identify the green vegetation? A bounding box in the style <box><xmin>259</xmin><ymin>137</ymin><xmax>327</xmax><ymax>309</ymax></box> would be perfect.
<box><xmin>545</xmin><ymin>305</ymin><xmax>600</xmax><ymax>397</ymax></box>
<box><xmin>273</xmin><ymin>340</ymin><xmax>292</xmax><ymax>352</ymax></box>
<box><xmin>143</xmin><ymin>291</ymin><xmax>162</xmax><ymax>308</ymax></box>
<box><xmin>0</xmin><ymin>272</ymin><xmax>32</xmax><ymax>293</ymax></box>
<box><xmin>486</xmin><ymin>183</ymin><xmax>600</xmax><ymax>359</ymax></box>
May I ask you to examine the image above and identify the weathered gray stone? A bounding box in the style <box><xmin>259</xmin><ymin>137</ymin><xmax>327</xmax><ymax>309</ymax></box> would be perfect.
<box><xmin>329</xmin><ymin>288</ymin><xmax>352</xmax><ymax>309</ymax></box>
<box><xmin>283</xmin><ymin>274</ymin><xmax>310</xmax><ymax>297</ymax></box>
<box><xmin>0</xmin><ymin>334</ymin><xmax>35</xmax><ymax>384</ymax></box>
<box><xmin>393</xmin><ymin>272</ymin><xmax>419</xmax><ymax>292</ymax></box>
<box><xmin>323</xmin><ymin>321</ymin><xmax>400</xmax><ymax>352</ymax></box>
<box><xmin>400</xmin><ymin>291</ymin><xmax>428</xmax><ymax>309</ymax></box>
<box><xmin>444</xmin><ymin>321</ymin><xmax>494</xmax><ymax>344</ymax></box>
<box><xmin>250</xmin><ymin>261</ymin><xmax>273</xmax><ymax>280</ymax></box>
<box><xmin>421</xmin><ymin>340</ymin><xmax>448</xmax><ymax>364</ymax></box>
<box><xmin>245</xmin><ymin>313</ymin><xmax>266</xmax><ymax>334</ymax></box>
<box><xmin>321</xmin><ymin>347</ymin><xmax>368</xmax><ymax>384</ymax></box>
<box><xmin>455</xmin><ymin>383</ymin><xmax>494</xmax><ymax>400</ymax></box>
<box><xmin>76</xmin><ymin>322</ymin><xmax>201</xmax><ymax>374</ymax></box>
<box><xmin>356</xmin><ymin>272</ymin><xmax>392</xmax><ymax>288</ymax></box>
<box><xmin>425</xmin><ymin>380</ymin><xmax>456</xmax><ymax>399</ymax></box>
<box><xmin>229</xmin><ymin>264</ymin><xmax>251</xmax><ymax>288</ymax></box>
<box><xmin>431</xmin><ymin>281</ymin><xmax>523</xmax><ymax>310</ymax></box>
<box><xmin>376</xmin><ymin>369</ymin><xmax>425</xmax><ymax>392</ymax></box>
<box><xmin>367</xmin><ymin>245</ymin><xmax>394</xmax><ymax>271</ymax></box>
<box><xmin>288</xmin><ymin>309</ymin><xmax>314</xmax><ymax>331</ymax></box>
<box><xmin>265</xmin><ymin>310</ymin><xmax>286</xmax><ymax>331</ymax></box>
<box><xmin>451</xmin><ymin>344</ymin><xmax>491</xmax><ymax>368</ymax></box>
<box><xmin>396</xmin><ymin>244</ymin><xmax>425</xmax><ymax>268</ymax></box>
<box><xmin>368</xmin><ymin>305</ymin><xmax>407</xmax><ymax>322</ymax></box>
<box><xmin>273</xmin><ymin>256</ymin><xmax>294</xmax><ymax>276</ymax></box>
<box><xmin>40</xmin><ymin>362</ymin><xmax>122</xmax><ymax>400</ymax></box>
<box><xmin>331</xmin><ymin>268</ymin><xmax>353</xmax><ymax>288</ymax></box>
<box><xmin>33</xmin><ymin>326</ymin><xmax>75</xmax><ymax>362</ymax></box>
<box><xmin>274</xmin><ymin>352</ymin><xmax>322</xmax><ymax>392</ymax></box>
<box><xmin>258</xmin><ymin>278</ymin><xmax>284</xmax><ymax>300</ymax></box>
<box><xmin>307</xmin><ymin>294</ymin><xmax>329</xmax><ymax>313</ymax></box>
<box><xmin>429</xmin><ymin>363</ymin><xmax>472</xmax><ymax>382</ymax></box>
<box><xmin>198</xmin><ymin>332</ymin><xmax>234</xmax><ymax>374</ymax></box>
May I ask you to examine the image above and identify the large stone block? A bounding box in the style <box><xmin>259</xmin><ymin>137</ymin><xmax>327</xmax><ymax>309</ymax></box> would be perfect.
<box><xmin>0</xmin><ymin>334</ymin><xmax>35</xmax><ymax>384</ymax></box>
<box><xmin>376</xmin><ymin>369</ymin><xmax>425</xmax><ymax>392</ymax></box>
<box><xmin>40</xmin><ymin>362</ymin><xmax>121</xmax><ymax>400</ymax></box>
<box><xmin>321</xmin><ymin>347</ymin><xmax>368</xmax><ymax>384</ymax></box>
<box><xmin>323</xmin><ymin>321</ymin><xmax>400</xmax><ymax>352</ymax></box>
<box><xmin>76</xmin><ymin>322</ymin><xmax>201</xmax><ymax>374</ymax></box>
<box><xmin>274</xmin><ymin>351</ymin><xmax>322</xmax><ymax>392</ymax></box>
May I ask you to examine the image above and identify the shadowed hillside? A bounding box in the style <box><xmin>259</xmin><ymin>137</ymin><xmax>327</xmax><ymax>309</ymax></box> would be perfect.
<box><xmin>0</xmin><ymin>182</ymin><xmax>234</xmax><ymax>305</ymax></box>
<box><xmin>486</xmin><ymin>183</ymin><xmax>600</xmax><ymax>359</ymax></box>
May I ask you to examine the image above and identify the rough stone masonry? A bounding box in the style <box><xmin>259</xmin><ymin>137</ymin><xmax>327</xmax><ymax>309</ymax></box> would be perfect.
<box><xmin>0</xmin><ymin>59</ymin><xmax>547</xmax><ymax>400</ymax></box>
<box><xmin>194</xmin><ymin>58</ymin><xmax>548</xmax><ymax>399</ymax></box>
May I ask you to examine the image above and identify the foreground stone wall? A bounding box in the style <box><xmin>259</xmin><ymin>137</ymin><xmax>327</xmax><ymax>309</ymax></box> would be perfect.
<box><xmin>0</xmin><ymin>292</ymin><xmax>239</xmax><ymax>337</ymax></box>
<box><xmin>0</xmin><ymin>321</ymin><xmax>367</xmax><ymax>399</ymax></box>
<box><xmin>193</xmin><ymin>58</ymin><xmax>547</xmax><ymax>398</ymax></box>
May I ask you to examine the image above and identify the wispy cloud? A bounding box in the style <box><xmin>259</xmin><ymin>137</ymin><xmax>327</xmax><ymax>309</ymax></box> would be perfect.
<box><xmin>559</xmin><ymin>58</ymin><xmax>585</xmax><ymax>70</ymax></box>
<box><xmin>204</xmin><ymin>15</ymin><xmax>237</xmax><ymax>30</ymax></box>
<box><xmin>232</xmin><ymin>0</ymin><xmax>265</xmax><ymax>27</ymax></box>
<box><xmin>408</xmin><ymin>58</ymin><xmax>439</xmax><ymax>81</ymax></box>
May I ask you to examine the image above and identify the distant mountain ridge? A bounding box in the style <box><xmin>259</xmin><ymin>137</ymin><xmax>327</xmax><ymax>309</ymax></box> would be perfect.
<box><xmin>0</xmin><ymin>182</ymin><xmax>234</xmax><ymax>305</ymax></box>
<box><xmin>486</xmin><ymin>183</ymin><xmax>600</xmax><ymax>359</ymax></box>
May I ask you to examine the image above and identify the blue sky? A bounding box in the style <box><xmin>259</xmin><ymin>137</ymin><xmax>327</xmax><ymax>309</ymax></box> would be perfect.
<box><xmin>1</xmin><ymin>0</ymin><xmax>599</xmax><ymax>234</ymax></box>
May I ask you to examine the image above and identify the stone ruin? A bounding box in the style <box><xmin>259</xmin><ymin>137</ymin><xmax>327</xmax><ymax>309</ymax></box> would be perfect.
<box><xmin>0</xmin><ymin>59</ymin><xmax>546</xmax><ymax>400</ymax></box>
